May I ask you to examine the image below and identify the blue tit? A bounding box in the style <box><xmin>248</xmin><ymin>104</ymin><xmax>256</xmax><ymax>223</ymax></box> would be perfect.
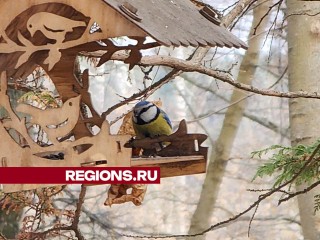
<box><xmin>132</xmin><ymin>101</ymin><xmax>172</xmax><ymax>139</ymax></box>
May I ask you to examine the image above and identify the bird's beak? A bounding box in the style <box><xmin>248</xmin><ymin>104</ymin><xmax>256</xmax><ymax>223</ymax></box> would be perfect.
<box><xmin>27</xmin><ymin>23</ymin><xmax>35</xmax><ymax>37</ymax></box>
<box><xmin>28</xmin><ymin>29</ymin><xmax>35</xmax><ymax>37</ymax></box>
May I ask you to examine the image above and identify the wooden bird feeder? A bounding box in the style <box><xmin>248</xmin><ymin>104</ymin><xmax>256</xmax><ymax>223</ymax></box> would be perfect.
<box><xmin>0</xmin><ymin>0</ymin><xmax>247</xmax><ymax>193</ymax></box>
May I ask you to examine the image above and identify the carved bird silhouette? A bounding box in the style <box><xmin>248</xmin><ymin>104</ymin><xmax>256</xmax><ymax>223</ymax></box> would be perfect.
<box><xmin>27</xmin><ymin>12</ymin><xmax>87</xmax><ymax>43</ymax></box>
<box><xmin>26</xmin><ymin>12</ymin><xmax>87</xmax><ymax>70</ymax></box>
<box><xmin>16</xmin><ymin>96</ymin><xmax>81</xmax><ymax>144</ymax></box>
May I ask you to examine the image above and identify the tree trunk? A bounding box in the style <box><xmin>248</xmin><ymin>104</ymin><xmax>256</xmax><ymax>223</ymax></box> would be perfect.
<box><xmin>287</xmin><ymin>1</ymin><xmax>320</xmax><ymax>239</ymax></box>
<box><xmin>188</xmin><ymin>1</ymin><xmax>271</xmax><ymax>236</ymax></box>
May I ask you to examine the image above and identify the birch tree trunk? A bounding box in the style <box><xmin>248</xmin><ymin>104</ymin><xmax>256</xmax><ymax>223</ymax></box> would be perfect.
<box><xmin>287</xmin><ymin>1</ymin><xmax>320</xmax><ymax>239</ymax></box>
<box><xmin>188</xmin><ymin>1</ymin><xmax>271</xmax><ymax>236</ymax></box>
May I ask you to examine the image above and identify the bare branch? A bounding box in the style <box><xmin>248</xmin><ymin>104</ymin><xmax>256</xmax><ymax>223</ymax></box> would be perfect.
<box><xmin>29</xmin><ymin>185</ymin><xmax>87</xmax><ymax>240</ymax></box>
<box><xmin>253</xmin><ymin>0</ymin><xmax>284</xmax><ymax>35</ymax></box>
<box><xmin>110</xmin><ymin>53</ymin><xmax>320</xmax><ymax>100</ymax></box>
<box><xmin>222</xmin><ymin>0</ymin><xmax>257</xmax><ymax>27</ymax></box>
<box><xmin>71</xmin><ymin>185</ymin><xmax>86</xmax><ymax>240</ymax></box>
<box><xmin>279</xmin><ymin>180</ymin><xmax>320</xmax><ymax>205</ymax></box>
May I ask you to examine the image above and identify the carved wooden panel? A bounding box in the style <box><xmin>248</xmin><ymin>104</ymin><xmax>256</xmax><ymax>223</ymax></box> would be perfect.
<box><xmin>0</xmin><ymin>0</ymin><xmax>147</xmax><ymax>74</ymax></box>
<box><xmin>0</xmin><ymin>0</ymin><xmax>160</xmax><ymax>141</ymax></box>
<box><xmin>0</xmin><ymin>71</ymin><xmax>132</xmax><ymax>192</ymax></box>
<box><xmin>0</xmin><ymin>1</ymin><xmax>209</xmax><ymax>193</ymax></box>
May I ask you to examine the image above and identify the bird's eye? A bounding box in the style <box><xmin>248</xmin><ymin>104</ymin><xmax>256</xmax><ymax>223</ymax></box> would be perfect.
<box><xmin>29</xmin><ymin>24</ymin><xmax>32</xmax><ymax>28</ymax></box>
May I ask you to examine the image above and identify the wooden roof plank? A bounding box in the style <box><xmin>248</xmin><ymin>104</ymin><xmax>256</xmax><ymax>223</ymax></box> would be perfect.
<box><xmin>178</xmin><ymin>39</ymin><xmax>191</xmax><ymax>47</ymax></box>
<box><xmin>188</xmin><ymin>39</ymin><xmax>200</xmax><ymax>48</ymax></box>
<box><xmin>103</xmin><ymin>0</ymin><xmax>247</xmax><ymax>49</ymax></box>
<box><xmin>196</xmin><ymin>38</ymin><xmax>209</xmax><ymax>47</ymax></box>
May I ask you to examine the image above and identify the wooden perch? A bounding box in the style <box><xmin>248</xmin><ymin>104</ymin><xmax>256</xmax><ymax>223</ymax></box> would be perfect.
<box><xmin>84</xmin><ymin>155</ymin><xmax>206</xmax><ymax>179</ymax></box>
<box><xmin>131</xmin><ymin>155</ymin><xmax>206</xmax><ymax>178</ymax></box>
<box><xmin>124</xmin><ymin>119</ymin><xmax>208</xmax><ymax>159</ymax></box>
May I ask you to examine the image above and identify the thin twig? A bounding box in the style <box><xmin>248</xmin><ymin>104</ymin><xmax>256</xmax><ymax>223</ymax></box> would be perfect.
<box><xmin>248</xmin><ymin>203</ymin><xmax>259</xmax><ymax>237</ymax></box>
<box><xmin>71</xmin><ymin>185</ymin><xmax>86</xmax><ymax>240</ymax></box>
<box><xmin>30</xmin><ymin>185</ymin><xmax>87</xmax><ymax>240</ymax></box>
<box><xmin>279</xmin><ymin>180</ymin><xmax>320</xmax><ymax>205</ymax></box>
<box><xmin>253</xmin><ymin>0</ymin><xmax>283</xmax><ymax>35</ymax></box>
<box><xmin>222</xmin><ymin>0</ymin><xmax>257</xmax><ymax>28</ymax></box>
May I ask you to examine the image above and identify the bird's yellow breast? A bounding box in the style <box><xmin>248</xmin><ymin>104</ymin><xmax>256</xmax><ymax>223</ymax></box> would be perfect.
<box><xmin>133</xmin><ymin>114</ymin><xmax>172</xmax><ymax>139</ymax></box>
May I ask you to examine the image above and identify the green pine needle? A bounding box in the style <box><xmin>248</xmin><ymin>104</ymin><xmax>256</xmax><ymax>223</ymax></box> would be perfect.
<box><xmin>252</xmin><ymin>140</ymin><xmax>320</xmax><ymax>188</ymax></box>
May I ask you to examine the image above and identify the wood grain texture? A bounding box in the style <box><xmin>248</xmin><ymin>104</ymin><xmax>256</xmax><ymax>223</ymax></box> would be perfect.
<box><xmin>132</xmin><ymin>156</ymin><xmax>206</xmax><ymax>178</ymax></box>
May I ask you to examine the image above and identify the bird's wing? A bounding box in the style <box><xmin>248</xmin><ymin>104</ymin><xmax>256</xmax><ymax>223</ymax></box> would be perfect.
<box><xmin>160</xmin><ymin>109</ymin><xmax>172</xmax><ymax>129</ymax></box>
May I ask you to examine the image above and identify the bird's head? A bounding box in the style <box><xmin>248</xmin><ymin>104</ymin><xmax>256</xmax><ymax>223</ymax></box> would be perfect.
<box><xmin>27</xmin><ymin>18</ymin><xmax>37</xmax><ymax>37</ymax></box>
<box><xmin>132</xmin><ymin>101</ymin><xmax>158</xmax><ymax>124</ymax></box>
<box><xmin>65</xmin><ymin>95</ymin><xmax>81</xmax><ymax>108</ymax></box>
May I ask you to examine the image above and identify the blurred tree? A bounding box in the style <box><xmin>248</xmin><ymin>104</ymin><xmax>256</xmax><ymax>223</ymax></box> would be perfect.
<box><xmin>188</xmin><ymin>0</ymin><xmax>272</xmax><ymax>236</ymax></box>
<box><xmin>287</xmin><ymin>0</ymin><xmax>320</xmax><ymax>239</ymax></box>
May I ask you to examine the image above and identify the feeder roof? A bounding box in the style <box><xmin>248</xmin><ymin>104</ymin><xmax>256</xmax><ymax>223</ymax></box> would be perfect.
<box><xmin>103</xmin><ymin>0</ymin><xmax>247</xmax><ymax>49</ymax></box>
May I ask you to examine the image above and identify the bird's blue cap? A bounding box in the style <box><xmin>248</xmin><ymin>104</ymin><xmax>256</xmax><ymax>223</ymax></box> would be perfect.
<box><xmin>134</xmin><ymin>101</ymin><xmax>152</xmax><ymax>108</ymax></box>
